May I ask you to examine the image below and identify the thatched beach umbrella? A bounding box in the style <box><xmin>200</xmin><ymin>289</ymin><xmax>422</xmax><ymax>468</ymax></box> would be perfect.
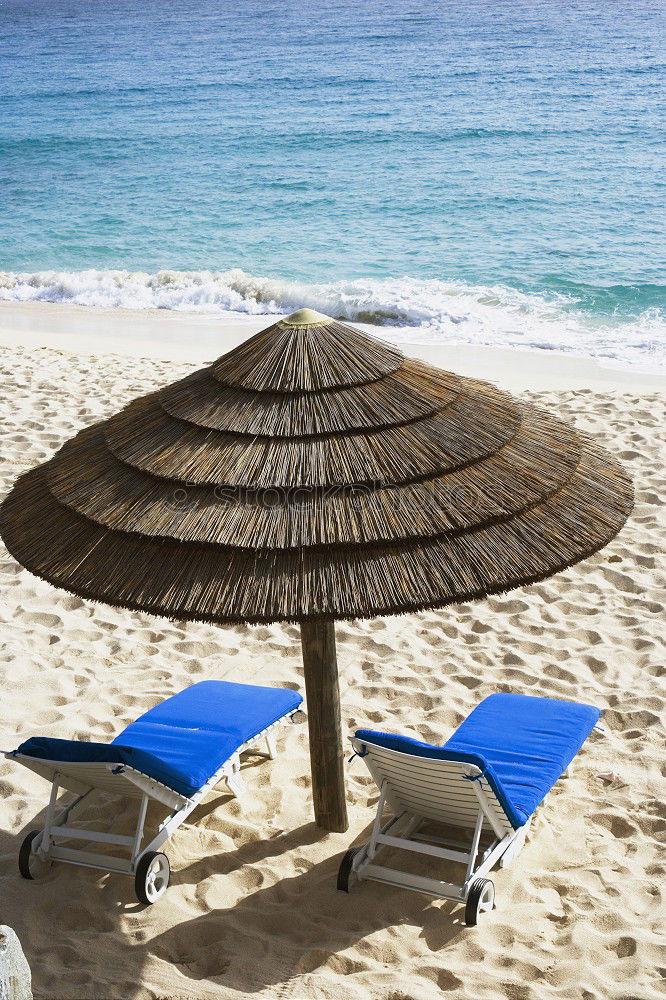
<box><xmin>0</xmin><ymin>309</ymin><xmax>632</xmax><ymax>832</ymax></box>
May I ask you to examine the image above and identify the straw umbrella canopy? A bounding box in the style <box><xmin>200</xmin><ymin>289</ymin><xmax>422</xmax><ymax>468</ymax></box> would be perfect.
<box><xmin>0</xmin><ymin>309</ymin><xmax>632</xmax><ymax>831</ymax></box>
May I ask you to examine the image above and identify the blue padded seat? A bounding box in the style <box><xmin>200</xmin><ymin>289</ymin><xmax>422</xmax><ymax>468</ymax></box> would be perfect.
<box><xmin>356</xmin><ymin>692</ymin><xmax>599</xmax><ymax>829</ymax></box>
<box><xmin>17</xmin><ymin>680</ymin><xmax>303</xmax><ymax>799</ymax></box>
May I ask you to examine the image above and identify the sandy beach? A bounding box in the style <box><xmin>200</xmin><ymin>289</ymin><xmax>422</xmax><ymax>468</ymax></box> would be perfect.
<box><xmin>0</xmin><ymin>303</ymin><xmax>664</xmax><ymax>1000</ymax></box>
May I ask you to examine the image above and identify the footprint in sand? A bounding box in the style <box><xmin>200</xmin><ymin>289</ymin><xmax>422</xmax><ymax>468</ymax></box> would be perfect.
<box><xmin>19</xmin><ymin>611</ymin><xmax>63</xmax><ymax>629</ymax></box>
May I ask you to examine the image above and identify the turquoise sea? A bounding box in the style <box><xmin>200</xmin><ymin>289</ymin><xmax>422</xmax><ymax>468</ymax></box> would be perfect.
<box><xmin>1</xmin><ymin>0</ymin><xmax>664</xmax><ymax>367</ymax></box>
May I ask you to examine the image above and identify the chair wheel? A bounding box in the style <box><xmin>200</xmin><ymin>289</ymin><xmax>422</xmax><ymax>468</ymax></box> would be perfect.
<box><xmin>465</xmin><ymin>878</ymin><xmax>495</xmax><ymax>926</ymax></box>
<box><xmin>134</xmin><ymin>851</ymin><xmax>170</xmax><ymax>905</ymax></box>
<box><xmin>18</xmin><ymin>830</ymin><xmax>52</xmax><ymax>880</ymax></box>
<box><xmin>337</xmin><ymin>848</ymin><xmax>360</xmax><ymax>892</ymax></box>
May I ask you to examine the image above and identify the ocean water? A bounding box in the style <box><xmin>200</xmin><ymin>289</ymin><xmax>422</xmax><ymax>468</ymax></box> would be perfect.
<box><xmin>1</xmin><ymin>0</ymin><xmax>664</xmax><ymax>368</ymax></box>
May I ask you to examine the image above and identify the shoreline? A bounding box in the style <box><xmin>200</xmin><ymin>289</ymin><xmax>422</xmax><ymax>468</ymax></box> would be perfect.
<box><xmin>1</xmin><ymin>300</ymin><xmax>664</xmax><ymax>393</ymax></box>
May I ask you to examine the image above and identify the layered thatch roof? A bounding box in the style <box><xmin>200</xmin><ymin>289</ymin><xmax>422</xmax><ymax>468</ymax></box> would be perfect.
<box><xmin>0</xmin><ymin>309</ymin><xmax>633</xmax><ymax>624</ymax></box>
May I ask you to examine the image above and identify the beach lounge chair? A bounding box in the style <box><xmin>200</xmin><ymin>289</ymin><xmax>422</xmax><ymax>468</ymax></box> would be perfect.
<box><xmin>5</xmin><ymin>680</ymin><xmax>303</xmax><ymax>904</ymax></box>
<box><xmin>338</xmin><ymin>692</ymin><xmax>600</xmax><ymax>925</ymax></box>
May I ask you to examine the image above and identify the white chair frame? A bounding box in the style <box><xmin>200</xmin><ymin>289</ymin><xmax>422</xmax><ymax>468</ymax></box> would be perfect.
<box><xmin>6</xmin><ymin>711</ymin><xmax>298</xmax><ymax>881</ymax></box>
<box><xmin>347</xmin><ymin>736</ymin><xmax>533</xmax><ymax>905</ymax></box>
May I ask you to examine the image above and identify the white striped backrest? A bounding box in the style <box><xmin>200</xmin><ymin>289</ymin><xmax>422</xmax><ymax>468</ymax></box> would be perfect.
<box><xmin>12</xmin><ymin>754</ymin><xmax>145</xmax><ymax>797</ymax></box>
<box><xmin>10</xmin><ymin>754</ymin><xmax>187</xmax><ymax>810</ymax></box>
<box><xmin>352</xmin><ymin>737</ymin><xmax>513</xmax><ymax>836</ymax></box>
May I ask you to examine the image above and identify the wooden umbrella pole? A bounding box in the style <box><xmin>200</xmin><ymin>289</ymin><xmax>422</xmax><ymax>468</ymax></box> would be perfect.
<box><xmin>300</xmin><ymin>618</ymin><xmax>349</xmax><ymax>832</ymax></box>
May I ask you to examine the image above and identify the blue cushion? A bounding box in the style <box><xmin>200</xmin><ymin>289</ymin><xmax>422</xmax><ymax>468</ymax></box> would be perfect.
<box><xmin>16</xmin><ymin>680</ymin><xmax>302</xmax><ymax>798</ymax></box>
<box><xmin>356</xmin><ymin>692</ymin><xmax>599</xmax><ymax>829</ymax></box>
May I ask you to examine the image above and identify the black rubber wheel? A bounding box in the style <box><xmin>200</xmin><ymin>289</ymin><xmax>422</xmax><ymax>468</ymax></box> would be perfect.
<box><xmin>134</xmin><ymin>851</ymin><xmax>170</xmax><ymax>905</ymax></box>
<box><xmin>337</xmin><ymin>848</ymin><xmax>360</xmax><ymax>892</ymax></box>
<box><xmin>19</xmin><ymin>830</ymin><xmax>48</xmax><ymax>880</ymax></box>
<box><xmin>465</xmin><ymin>878</ymin><xmax>495</xmax><ymax>926</ymax></box>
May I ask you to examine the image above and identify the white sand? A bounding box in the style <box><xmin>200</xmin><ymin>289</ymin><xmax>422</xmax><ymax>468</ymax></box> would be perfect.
<box><xmin>1</xmin><ymin>300</ymin><xmax>664</xmax><ymax>392</ymax></box>
<box><xmin>0</xmin><ymin>303</ymin><xmax>664</xmax><ymax>1000</ymax></box>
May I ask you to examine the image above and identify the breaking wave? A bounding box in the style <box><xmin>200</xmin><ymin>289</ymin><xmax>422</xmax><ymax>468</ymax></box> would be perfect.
<box><xmin>1</xmin><ymin>267</ymin><xmax>664</xmax><ymax>369</ymax></box>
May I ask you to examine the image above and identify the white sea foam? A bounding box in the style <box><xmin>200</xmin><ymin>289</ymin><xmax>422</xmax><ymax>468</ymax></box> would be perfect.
<box><xmin>0</xmin><ymin>267</ymin><xmax>664</xmax><ymax>369</ymax></box>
